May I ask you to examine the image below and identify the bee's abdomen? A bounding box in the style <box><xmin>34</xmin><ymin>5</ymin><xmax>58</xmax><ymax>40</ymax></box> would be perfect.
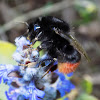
<box><xmin>58</xmin><ymin>61</ymin><xmax>80</xmax><ymax>74</ymax></box>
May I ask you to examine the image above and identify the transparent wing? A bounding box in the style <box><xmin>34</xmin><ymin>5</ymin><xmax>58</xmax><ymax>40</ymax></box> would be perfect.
<box><xmin>53</xmin><ymin>28</ymin><xmax>90</xmax><ymax>62</ymax></box>
<box><xmin>67</xmin><ymin>34</ymin><xmax>90</xmax><ymax>62</ymax></box>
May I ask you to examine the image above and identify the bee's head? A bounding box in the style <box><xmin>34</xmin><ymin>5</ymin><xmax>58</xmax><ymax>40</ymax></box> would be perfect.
<box><xmin>27</xmin><ymin>22</ymin><xmax>41</xmax><ymax>42</ymax></box>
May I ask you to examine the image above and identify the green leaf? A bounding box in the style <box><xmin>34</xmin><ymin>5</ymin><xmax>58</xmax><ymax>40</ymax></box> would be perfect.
<box><xmin>0</xmin><ymin>41</ymin><xmax>16</xmax><ymax>65</ymax></box>
<box><xmin>81</xmin><ymin>77</ymin><xmax>93</xmax><ymax>94</ymax></box>
<box><xmin>33</xmin><ymin>41</ymin><xmax>44</xmax><ymax>56</ymax></box>
<box><xmin>75</xmin><ymin>0</ymin><xmax>97</xmax><ymax>24</ymax></box>
<box><xmin>76</xmin><ymin>93</ymin><xmax>98</xmax><ymax>100</ymax></box>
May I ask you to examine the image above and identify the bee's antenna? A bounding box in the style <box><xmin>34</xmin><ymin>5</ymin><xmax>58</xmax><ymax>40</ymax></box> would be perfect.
<box><xmin>15</xmin><ymin>21</ymin><xmax>29</xmax><ymax>37</ymax></box>
<box><xmin>15</xmin><ymin>21</ymin><xmax>29</xmax><ymax>27</ymax></box>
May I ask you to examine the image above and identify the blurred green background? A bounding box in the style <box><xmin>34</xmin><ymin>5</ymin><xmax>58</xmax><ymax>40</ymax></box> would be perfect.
<box><xmin>0</xmin><ymin>0</ymin><xmax>100</xmax><ymax>100</ymax></box>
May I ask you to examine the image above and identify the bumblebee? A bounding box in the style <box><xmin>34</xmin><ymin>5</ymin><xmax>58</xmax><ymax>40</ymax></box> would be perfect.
<box><xmin>27</xmin><ymin>16</ymin><xmax>89</xmax><ymax>74</ymax></box>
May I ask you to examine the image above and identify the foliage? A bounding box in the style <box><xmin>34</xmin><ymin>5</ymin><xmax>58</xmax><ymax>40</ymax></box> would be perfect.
<box><xmin>76</xmin><ymin>93</ymin><xmax>98</xmax><ymax>100</ymax></box>
<box><xmin>0</xmin><ymin>41</ymin><xmax>16</xmax><ymax>65</ymax></box>
<box><xmin>74</xmin><ymin>0</ymin><xmax>97</xmax><ymax>24</ymax></box>
<box><xmin>81</xmin><ymin>77</ymin><xmax>93</xmax><ymax>94</ymax></box>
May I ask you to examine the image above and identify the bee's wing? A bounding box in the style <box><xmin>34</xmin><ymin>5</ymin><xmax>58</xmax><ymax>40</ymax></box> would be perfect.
<box><xmin>67</xmin><ymin>34</ymin><xmax>90</xmax><ymax>62</ymax></box>
<box><xmin>53</xmin><ymin>28</ymin><xmax>90</xmax><ymax>62</ymax></box>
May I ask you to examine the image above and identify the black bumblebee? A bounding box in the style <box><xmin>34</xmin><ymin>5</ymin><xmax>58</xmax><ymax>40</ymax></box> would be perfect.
<box><xmin>27</xmin><ymin>16</ymin><xmax>89</xmax><ymax>74</ymax></box>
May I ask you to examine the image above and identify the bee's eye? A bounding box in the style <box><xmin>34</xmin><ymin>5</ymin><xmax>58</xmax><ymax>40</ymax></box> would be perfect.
<box><xmin>34</xmin><ymin>24</ymin><xmax>40</xmax><ymax>31</ymax></box>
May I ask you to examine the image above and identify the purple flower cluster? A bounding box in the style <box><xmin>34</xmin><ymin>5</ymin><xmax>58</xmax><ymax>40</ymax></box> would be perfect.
<box><xmin>0</xmin><ymin>36</ymin><xmax>75</xmax><ymax>100</ymax></box>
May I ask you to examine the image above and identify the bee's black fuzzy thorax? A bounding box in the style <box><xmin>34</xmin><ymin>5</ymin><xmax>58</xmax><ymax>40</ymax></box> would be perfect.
<box><xmin>28</xmin><ymin>16</ymin><xmax>81</xmax><ymax>63</ymax></box>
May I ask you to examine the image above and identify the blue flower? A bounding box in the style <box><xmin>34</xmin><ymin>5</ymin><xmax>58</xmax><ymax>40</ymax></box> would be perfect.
<box><xmin>15</xmin><ymin>36</ymin><xmax>31</xmax><ymax>52</ymax></box>
<box><xmin>55</xmin><ymin>70</ymin><xmax>75</xmax><ymax>97</ymax></box>
<box><xmin>57</xmin><ymin>78</ymin><xmax>75</xmax><ymax>97</ymax></box>
<box><xmin>0</xmin><ymin>64</ymin><xmax>19</xmax><ymax>84</ymax></box>
<box><xmin>0</xmin><ymin>36</ymin><xmax>76</xmax><ymax>100</ymax></box>
<box><xmin>67</xmin><ymin>72</ymin><xmax>73</xmax><ymax>77</ymax></box>
<box><xmin>64</xmin><ymin>98</ymin><xmax>69</xmax><ymax>100</ymax></box>
<box><xmin>5</xmin><ymin>82</ymin><xmax>45</xmax><ymax>100</ymax></box>
<box><xmin>5</xmin><ymin>87</ymin><xmax>20</xmax><ymax>100</ymax></box>
<box><xmin>13</xmin><ymin>52</ymin><xmax>24</xmax><ymax>63</ymax></box>
<box><xmin>28</xmin><ymin>87</ymin><xmax>45</xmax><ymax>100</ymax></box>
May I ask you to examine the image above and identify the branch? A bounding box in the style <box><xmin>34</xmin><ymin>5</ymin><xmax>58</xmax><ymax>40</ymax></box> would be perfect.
<box><xmin>0</xmin><ymin>0</ymin><xmax>74</xmax><ymax>34</ymax></box>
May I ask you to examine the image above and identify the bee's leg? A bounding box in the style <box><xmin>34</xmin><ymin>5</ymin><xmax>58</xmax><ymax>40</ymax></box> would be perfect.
<box><xmin>37</xmin><ymin>58</ymin><xmax>53</xmax><ymax>69</ymax></box>
<box><xmin>31</xmin><ymin>32</ymin><xmax>43</xmax><ymax>48</ymax></box>
<box><xmin>28</xmin><ymin>38</ymin><xmax>38</xmax><ymax>48</ymax></box>
<box><xmin>41</xmin><ymin>68</ymin><xmax>51</xmax><ymax>78</ymax></box>
<box><xmin>27</xmin><ymin>32</ymin><xmax>42</xmax><ymax>48</ymax></box>
<box><xmin>41</xmin><ymin>58</ymin><xmax>57</xmax><ymax>78</ymax></box>
<box><xmin>41</xmin><ymin>61</ymin><xmax>54</xmax><ymax>78</ymax></box>
<box><xmin>18</xmin><ymin>64</ymin><xmax>28</xmax><ymax>67</ymax></box>
<box><xmin>37</xmin><ymin>44</ymin><xmax>44</xmax><ymax>51</ymax></box>
<box><xmin>36</xmin><ymin>40</ymin><xmax>52</xmax><ymax>51</ymax></box>
<box><xmin>18</xmin><ymin>64</ymin><xmax>28</xmax><ymax>70</ymax></box>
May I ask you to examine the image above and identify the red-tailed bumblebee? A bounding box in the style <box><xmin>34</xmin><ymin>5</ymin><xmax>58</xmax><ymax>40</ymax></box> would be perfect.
<box><xmin>27</xmin><ymin>16</ymin><xmax>89</xmax><ymax>74</ymax></box>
